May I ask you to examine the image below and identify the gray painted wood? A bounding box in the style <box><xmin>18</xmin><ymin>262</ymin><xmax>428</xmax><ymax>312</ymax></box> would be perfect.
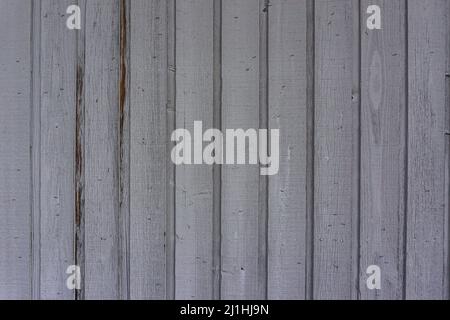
<box><xmin>221</xmin><ymin>0</ymin><xmax>263</xmax><ymax>300</ymax></box>
<box><xmin>0</xmin><ymin>0</ymin><xmax>32</xmax><ymax>300</ymax></box>
<box><xmin>175</xmin><ymin>0</ymin><xmax>214</xmax><ymax>300</ymax></box>
<box><xmin>84</xmin><ymin>0</ymin><xmax>120</xmax><ymax>299</ymax></box>
<box><xmin>0</xmin><ymin>0</ymin><xmax>449</xmax><ymax>300</ymax></box>
<box><xmin>267</xmin><ymin>0</ymin><xmax>308</xmax><ymax>300</ymax></box>
<box><xmin>406</xmin><ymin>0</ymin><xmax>449</xmax><ymax>300</ymax></box>
<box><xmin>359</xmin><ymin>0</ymin><xmax>406</xmax><ymax>300</ymax></box>
<box><xmin>129</xmin><ymin>0</ymin><xmax>167</xmax><ymax>300</ymax></box>
<box><xmin>314</xmin><ymin>0</ymin><xmax>359</xmax><ymax>300</ymax></box>
<box><xmin>39</xmin><ymin>0</ymin><xmax>77</xmax><ymax>300</ymax></box>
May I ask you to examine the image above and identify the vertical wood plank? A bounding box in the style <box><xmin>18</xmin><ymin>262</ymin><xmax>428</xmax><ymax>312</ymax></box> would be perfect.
<box><xmin>39</xmin><ymin>0</ymin><xmax>77</xmax><ymax>299</ymax></box>
<box><xmin>221</xmin><ymin>0</ymin><xmax>263</xmax><ymax>299</ymax></box>
<box><xmin>84</xmin><ymin>0</ymin><xmax>120</xmax><ymax>299</ymax></box>
<box><xmin>314</xmin><ymin>0</ymin><xmax>359</xmax><ymax>299</ymax></box>
<box><xmin>175</xmin><ymin>0</ymin><xmax>214</xmax><ymax>299</ymax></box>
<box><xmin>406</xmin><ymin>0</ymin><xmax>449</xmax><ymax>300</ymax></box>
<box><xmin>267</xmin><ymin>0</ymin><xmax>308</xmax><ymax>300</ymax></box>
<box><xmin>359</xmin><ymin>0</ymin><xmax>406</xmax><ymax>300</ymax></box>
<box><xmin>129</xmin><ymin>0</ymin><xmax>167</xmax><ymax>299</ymax></box>
<box><xmin>0</xmin><ymin>0</ymin><xmax>32</xmax><ymax>299</ymax></box>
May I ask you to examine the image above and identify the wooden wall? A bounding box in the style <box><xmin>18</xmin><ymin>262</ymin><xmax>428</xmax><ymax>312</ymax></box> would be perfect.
<box><xmin>0</xmin><ymin>0</ymin><xmax>449</xmax><ymax>300</ymax></box>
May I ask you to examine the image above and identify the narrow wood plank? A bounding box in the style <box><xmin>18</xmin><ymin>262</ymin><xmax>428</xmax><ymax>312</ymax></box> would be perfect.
<box><xmin>359</xmin><ymin>0</ymin><xmax>406</xmax><ymax>300</ymax></box>
<box><xmin>84</xmin><ymin>0</ymin><xmax>120</xmax><ymax>299</ymax></box>
<box><xmin>267</xmin><ymin>0</ymin><xmax>308</xmax><ymax>300</ymax></box>
<box><xmin>39</xmin><ymin>0</ymin><xmax>77</xmax><ymax>299</ymax></box>
<box><xmin>406</xmin><ymin>0</ymin><xmax>449</xmax><ymax>300</ymax></box>
<box><xmin>221</xmin><ymin>0</ymin><xmax>263</xmax><ymax>299</ymax></box>
<box><xmin>0</xmin><ymin>0</ymin><xmax>32</xmax><ymax>299</ymax></box>
<box><xmin>314</xmin><ymin>0</ymin><xmax>359</xmax><ymax>299</ymax></box>
<box><xmin>175</xmin><ymin>0</ymin><xmax>214</xmax><ymax>299</ymax></box>
<box><xmin>129</xmin><ymin>0</ymin><xmax>167</xmax><ymax>299</ymax></box>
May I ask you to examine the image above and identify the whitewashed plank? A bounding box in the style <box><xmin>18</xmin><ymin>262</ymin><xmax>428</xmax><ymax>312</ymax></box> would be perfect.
<box><xmin>221</xmin><ymin>0</ymin><xmax>263</xmax><ymax>299</ymax></box>
<box><xmin>314</xmin><ymin>0</ymin><xmax>359</xmax><ymax>299</ymax></box>
<box><xmin>129</xmin><ymin>0</ymin><xmax>167</xmax><ymax>299</ymax></box>
<box><xmin>84</xmin><ymin>0</ymin><xmax>121</xmax><ymax>299</ymax></box>
<box><xmin>39</xmin><ymin>0</ymin><xmax>77</xmax><ymax>299</ymax></box>
<box><xmin>0</xmin><ymin>0</ymin><xmax>32</xmax><ymax>299</ymax></box>
<box><xmin>359</xmin><ymin>0</ymin><xmax>406</xmax><ymax>300</ymax></box>
<box><xmin>406</xmin><ymin>0</ymin><xmax>449</xmax><ymax>300</ymax></box>
<box><xmin>175</xmin><ymin>0</ymin><xmax>215</xmax><ymax>300</ymax></box>
<box><xmin>267</xmin><ymin>0</ymin><xmax>308</xmax><ymax>300</ymax></box>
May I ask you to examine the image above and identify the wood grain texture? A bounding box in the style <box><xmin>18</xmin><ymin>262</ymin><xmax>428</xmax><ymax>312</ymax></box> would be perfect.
<box><xmin>0</xmin><ymin>0</ymin><xmax>32</xmax><ymax>300</ymax></box>
<box><xmin>267</xmin><ymin>0</ymin><xmax>308</xmax><ymax>300</ymax></box>
<box><xmin>0</xmin><ymin>0</ymin><xmax>449</xmax><ymax>300</ymax></box>
<box><xmin>406</xmin><ymin>0</ymin><xmax>449</xmax><ymax>300</ymax></box>
<box><xmin>175</xmin><ymin>0</ymin><xmax>215</xmax><ymax>300</ymax></box>
<box><xmin>129</xmin><ymin>0</ymin><xmax>167</xmax><ymax>300</ymax></box>
<box><xmin>359</xmin><ymin>0</ymin><xmax>406</xmax><ymax>300</ymax></box>
<box><xmin>221</xmin><ymin>0</ymin><xmax>263</xmax><ymax>300</ymax></box>
<box><xmin>313</xmin><ymin>0</ymin><xmax>359</xmax><ymax>300</ymax></box>
<box><xmin>39</xmin><ymin>0</ymin><xmax>77</xmax><ymax>300</ymax></box>
<box><xmin>84</xmin><ymin>0</ymin><xmax>120</xmax><ymax>299</ymax></box>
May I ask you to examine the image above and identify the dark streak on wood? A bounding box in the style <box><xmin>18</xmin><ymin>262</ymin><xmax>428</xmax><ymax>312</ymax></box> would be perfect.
<box><xmin>75</xmin><ymin>57</ymin><xmax>85</xmax><ymax>301</ymax></box>
<box><xmin>119</xmin><ymin>0</ymin><xmax>127</xmax><ymax>131</ymax></box>
<box><xmin>119</xmin><ymin>0</ymin><xmax>129</xmax><ymax>299</ymax></box>
<box><xmin>75</xmin><ymin>0</ymin><xmax>86</xmax><ymax>300</ymax></box>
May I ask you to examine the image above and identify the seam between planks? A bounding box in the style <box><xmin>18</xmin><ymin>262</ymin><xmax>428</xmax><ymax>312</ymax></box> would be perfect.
<box><xmin>305</xmin><ymin>0</ymin><xmax>315</xmax><ymax>301</ymax></box>
<box><xmin>166</xmin><ymin>0</ymin><xmax>176</xmax><ymax>300</ymax></box>
<box><xmin>212</xmin><ymin>0</ymin><xmax>223</xmax><ymax>301</ymax></box>
<box><xmin>31</xmin><ymin>0</ymin><xmax>42</xmax><ymax>300</ymax></box>
<box><xmin>258</xmin><ymin>0</ymin><xmax>269</xmax><ymax>300</ymax></box>
<box><xmin>353</xmin><ymin>0</ymin><xmax>362</xmax><ymax>301</ymax></box>
<box><xmin>402</xmin><ymin>0</ymin><xmax>409</xmax><ymax>300</ymax></box>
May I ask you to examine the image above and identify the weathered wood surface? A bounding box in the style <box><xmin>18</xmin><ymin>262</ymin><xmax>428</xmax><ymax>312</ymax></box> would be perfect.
<box><xmin>175</xmin><ymin>0</ymin><xmax>214</xmax><ymax>300</ymax></box>
<box><xmin>39</xmin><ymin>0</ymin><xmax>77</xmax><ymax>300</ymax></box>
<box><xmin>0</xmin><ymin>0</ymin><xmax>449</xmax><ymax>300</ymax></box>
<box><xmin>0</xmin><ymin>0</ymin><xmax>32</xmax><ymax>300</ymax></box>
<box><xmin>359</xmin><ymin>0</ymin><xmax>406</xmax><ymax>300</ymax></box>
<box><xmin>267</xmin><ymin>0</ymin><xmax>308</xmax><ymax>300</ymax></box>
<box><xmin>313</xmin><ymin>0</ymin><xmax>359</xmax><ymax>300</ymax></box>
<box><xmin>406</xmin><ymin>0</ymin><xmax>449</xmax><ymax>300</ymax></box>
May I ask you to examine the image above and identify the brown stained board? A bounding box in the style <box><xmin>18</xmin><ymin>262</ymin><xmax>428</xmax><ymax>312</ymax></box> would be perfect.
<box><xmin>129</xmin><ymin>0</ymin><xmax>167</xmax><ymax>299</ymax></box>
<box><xmin>267</xmin><ymin>0</ymin><xmax>308</xmax><ymax>300</ymax></box>
<box><xmin>83</xmin><ymin>0</ymin><xmax>121</xmax><ymax>299</ymax></box>
<box><xmin>221</xmin><ymin>0</ymin><xmax>264</xmax><ymax>299</ymax></box>
<box><xmin>175</xmin><ymin>0</ymin><xmax>215</xmax><ymax>300</ymax></box>
<box><xmin>314</xmin><ymin>0</ymin><xmax>359</xmax><ymax>299</ymax></box>
<box><xmin>406</xmin><ymin>0</ymin><xmax>449</xmax><ymax>300</ymax></box>
<box><xmin>0</xmin><ymin>0</ymin><xmax>32</xmax><ymax>299</ymax></box>
<box><xmin>359</xmin><ymin>0</ymin><xmax>406</xmax><ymax>300</ymax></box>
<box><xmin>39</xmin><ymin>0</ymin><xmax>77</xmax><ymax>300</ymax></box>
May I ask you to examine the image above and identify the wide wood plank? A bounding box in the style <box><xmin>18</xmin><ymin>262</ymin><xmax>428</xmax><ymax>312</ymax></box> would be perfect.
<box><xmin>406</xmin><ymin>0</ymin><xmax>449</xmax><ymax>300</ymax></box>
<box><xmin>84</xmin><ymin>0</ymin><xmax>121</xmax><ymax>299</ymax></box>
<box><xmin>129</xmin><ymin>0</ymin><xmax>167</xmax><ymax>299</ymax></box>
<box><xmin>39</xmin><ymin>0</ymin><xmax>77</xmax><ymax>299</ymax></box>
<box><xmin>267</xmin><ymin>0</ymin><xmax>308</xmax><ymax>300</ymax></box>
<box><xmin>359</xmin><ymin>0</ymin><xmax>406</xmax><ymax>300</ymax></box>
<box><xmin>221</xmin><ymin>0</ymin><xmax>264</xmax><ymax>299</ymax></box>
<box><xmin>0</xmin><ymin>0</ymin><xmax>32</xmax><ymax>299</ymax></box>
<box><xmin>314</xmin><ymin>0</ymin><xmax>359</xmax><ymax>299</ymax></box>
<box><xmin>175</xmin><ymin>0</ymin><xmax>215</xmax><ymax>299</ymax></box>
